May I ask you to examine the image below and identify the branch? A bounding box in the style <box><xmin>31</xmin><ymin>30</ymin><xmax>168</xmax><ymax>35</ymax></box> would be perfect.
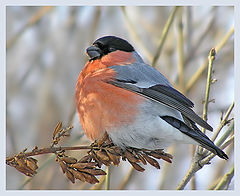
<box><xmin>212</xmin><ymin>102</ymin><xmax>234</xmax><ymax>142</ymax></box>
<box><xmin>198</xmin><ymin>48</ymin><xmax>215</xmax><ymax>153</ymax></box>
<box><xmin>177</xmin><ymin>7</ymin><xmax>184</xmax><ymax>92</ymax></box>
<box><xmin>177</xmin><ymin>48</ymin><xmax>233</xmax><ymax>190</ymax></box>
<box><xmin>6</xmin><ymin>123</ymin><xmax>173</xmax><ymax>185</ymax></box>
<box><xmin>152</xmin><ymin>7</ymin><xmax>179</xmax><ymax>67</ymax></box>
<box><xmin>215</xmin><ymin>165</ymin><xmax>234</xmax><ymax>190</ymax></box>
<box><xmin>186</xmin><ymin>26</ymin><xmax>234</xmax><ymax>92</ymax></box>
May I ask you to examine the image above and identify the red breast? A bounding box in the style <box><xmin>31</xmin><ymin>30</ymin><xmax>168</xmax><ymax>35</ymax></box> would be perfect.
<box><xmin>75</xmin><ymin>50</ymin><xmax>144</xmax><ymax>140</ymax></box>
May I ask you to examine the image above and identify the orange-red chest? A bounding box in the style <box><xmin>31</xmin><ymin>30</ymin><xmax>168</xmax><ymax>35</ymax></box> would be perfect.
<box><xmin>75</xmin><ymin>51</ymin><xmax>144</xmax><ymax>141</ymax></box>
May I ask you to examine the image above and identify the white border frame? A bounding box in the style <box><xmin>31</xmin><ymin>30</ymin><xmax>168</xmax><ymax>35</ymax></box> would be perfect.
<box><xmin>1</xmin><ymin>1</ymin><xmax>239</xmax><ymax>195</ymax></box>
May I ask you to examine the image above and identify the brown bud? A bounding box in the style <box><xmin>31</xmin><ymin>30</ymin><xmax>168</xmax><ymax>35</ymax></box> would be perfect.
<box><xmin>106</xmin><ymin>151</ymin><xmax>120</xmax><ymax>165</ymax></box>
<box><xmin>65</xmin><ymin>169</ymin><xmax>75</xmax><ymax>183</ymax></box>
<box><xmin>59</xmin><ymin>159</ymin><xmax>67</xmax><ymax>174</ymax></box>
<box><xmin>95</xmin><ymin>150</ymin><xmax>110</xmax><ymax>162</ymax></box>
<box><xmin>52</xmin><ymin>122</ymin><xmax>62</xmax><ymax>139</ymax></box>
<box><xmin>142</xmin><ymin>154</ymin><xmax>160</xmax><ymax>169</ymax></box>
<box><xmin>28</xmin><ymin>157</ymin><xmax>38</xmax><ymax>164</ymax></box>
<box><xmin>130</xmin><ymin>162</ymin><xmax>145</xmax><ymax>172</ymax></box>
<box><xmin>160</xmin><ymin>155</ymin><xmax>172</xmax><ymax>163</ymax></box>
<box><xmin>79</xmin><ymin>155</ymin><xmax>92</xmax><ymax>163</ymax></box>
<box><xmin>154</xmin><ymin>149</ymin><xmax>164</xmax><ymax>153</ymax></box>
<box><xmin>147</xmin><ymin>151</ymin><xmax>164</xmax><ymax>159</ymax></box>
<box><xmin>124</xmin><ymin>150</ymin><xmax>139</xmax><ymax>163</ymax></box>
<box><xmin>26</xmin><ymin>159</ymin><xmax>38</xmax><ymax>171</ymax></box>
<box><xmin>15</xmin><ymin>157</ymin><xmax>26</xmax><ymax>168</ymax></box>
<box><xmin>15</xmin><ymin>165</ymin><xmax>36</xmax><ymax>177</ymax></box>
<box><xmin>97</xmin><ymin>132</ymin><xmax>109</xmax><ymax>146</ymax></box>
<box><xmin>81</xmin><ymin>172</ymin><xmax>99</xmax><ymax>184</ymax></box>
<box><xmin>109</xmin><ymin>146</ymin><xmax>122</xmax><ymax>155</ymax></box>
<box><xmin>90</xmin><ymin>152</ymin><xmax>103</xmax><ymax>167</ymax></box>
<box><xmin>69</xmin><ymin>168</ymin><xmax>86</xmax><ymax>182</ymax></box>
<box><xmin>62</xmin><ymin>156</ymin><xmax>77</xmax><ymax>164</ymax></box>
<box><xmin>137</xmin><ymin>153</ymin><xmax>147</xmax><ymax>165</ymax></box>
<box><xmin>71</xmin><ymin>162</ymin><xmax>96</xmax><ymax>169</ymax></box>
<box><xmin>79</xmin><ymin>168</ymin><xmax>106</xmax><ymax>176</ymax></box>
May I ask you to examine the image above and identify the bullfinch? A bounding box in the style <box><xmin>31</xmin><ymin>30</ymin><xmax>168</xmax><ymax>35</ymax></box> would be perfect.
<box><xmin>75</xmin><ymin>35</ymin><xmax>228</xmax><ymax>160</ymax></box>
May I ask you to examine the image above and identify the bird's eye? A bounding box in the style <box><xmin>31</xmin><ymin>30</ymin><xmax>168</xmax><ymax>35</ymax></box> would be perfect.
<box><xmin>94</xmin><ymin>42</ymin><xmax>115</xmax><ymax>55</ymax></box>
<box><xmin>94</xmin><ymin>42</ymin><xmax>104</xmax><ymax>50</ymax></box>
<box><xmin>108</xmin><ymin>47</ymin><xmax>116</xmax><ymax>52</ymax></box>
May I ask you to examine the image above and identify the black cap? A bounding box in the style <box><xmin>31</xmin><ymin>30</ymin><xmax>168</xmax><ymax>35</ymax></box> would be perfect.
<box><xmin>86</xmin><ymin>36</ymin><xmax>135</xmax><ymax>60</ymax></box>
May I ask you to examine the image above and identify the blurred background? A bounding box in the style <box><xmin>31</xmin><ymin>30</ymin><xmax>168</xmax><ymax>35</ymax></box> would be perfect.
<box><xmin>6</xmin><ymin>6</ymin><xmax>234</xmax><ymax>190</ymax></box>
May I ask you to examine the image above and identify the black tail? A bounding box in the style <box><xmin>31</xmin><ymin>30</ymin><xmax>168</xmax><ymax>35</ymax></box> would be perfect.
<box><xmin>161</xmin><ymin>116</ymin><xmax>228</xmax><ymax>160</ymax></box>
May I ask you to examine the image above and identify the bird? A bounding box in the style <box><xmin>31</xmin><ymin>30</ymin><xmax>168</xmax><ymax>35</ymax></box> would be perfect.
<box><xmin>75</xmin><ymin>35</ymin><xmax>228</xmax><ymax>160</ymax></box>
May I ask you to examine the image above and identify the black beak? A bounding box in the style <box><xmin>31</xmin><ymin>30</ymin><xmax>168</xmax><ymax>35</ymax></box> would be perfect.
<box><xmin>86</xmin><ymin>45</ymin><xmax>102</xmax><ymax>60</ymax></box>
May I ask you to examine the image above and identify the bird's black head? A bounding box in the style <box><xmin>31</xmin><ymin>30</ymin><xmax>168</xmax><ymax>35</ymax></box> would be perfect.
<box><xmin>86</xmin><ymin>36</ymin><xmax>135</xmax><ymax>60</ymax></box>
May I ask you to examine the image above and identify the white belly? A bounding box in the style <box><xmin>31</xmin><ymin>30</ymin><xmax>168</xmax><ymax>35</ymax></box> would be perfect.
<box><xmin>108</xmin><ymin>100</ymin><xmax>198</xmax><ymax>150</ymax></box>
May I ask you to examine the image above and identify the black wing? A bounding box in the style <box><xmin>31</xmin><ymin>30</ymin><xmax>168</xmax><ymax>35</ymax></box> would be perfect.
<box><xmin>107</xmin><ymin>80</ymin><xmax>213</xmax><ymax>131</ymax></box>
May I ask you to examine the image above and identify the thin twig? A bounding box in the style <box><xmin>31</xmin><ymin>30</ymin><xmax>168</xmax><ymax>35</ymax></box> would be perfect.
<box><xmin>18</xmin><ymin>133</ymin><xmax>85</xmax><ymax>189</ymax></box>
<box><xmin>6</xmin><ymin>145</ymin><xmax>96</xmax><ymax>162</ymax></box>
<box><xmin>176</xmin><ymin>132</ymin><xmax>234</xmax><ymax>190</ymax></box>
<box><xmin>186</xmin><ymin>26</ymin><xmax>234</xmax><ymax>92</ymax></box>
<box><xmin>203</xmin><ymin>48</ymin><xmax>216</xmax><ymax>132</ymax></box>
<box><xmin>177</xmin><ymin>7</ymin><xmax>184</xmax><ymax>92</ymax></box>
<box><xmin>19</xmin><ymin>155</ymin><xmax>55</xmax><ymax>189</ymax></box>
<box><xmin>176</xmin><ymin>154</ymin><xmax>202</xmax><ymax>190</ymax></box>
<box><xmin>177</xmin><ymin>46</ymin><xmax>233</xmax><ymax>189</ymax></box>
<box><xmin>105</xmin><ymin>166</ymin><xmax>111</xmax><ymax>190</ymax></box>
<box><xmin>118</xmin><ymin>167</ymin><xmax>134</xmax><ymax>190</ymax></box>
<box><xmin>212</xmin><ymin>102</ymin><xmax>234</xmax><ymax>142</ymax></box>
<box><xmin>198</xmin><ymin>48</ymin><xmax>216</xmax><ymax>154</ymax></box>
<box><xmin>215</xmin><ymin>122</ymin><xmax>234</xmax><ymax>147</ymax></box>
<box><xmin>152</xmin><ymin>7</ymin><xmax>179</xmax><ymax>67</ymax></box>
<box><xmin>200</xmin><ymin>124</ymin><xmax>234</xmax><ymax>165</ymax></box>
<box><xmin>214</xmin><ymin>165</ymin><xmax>234</xmax><ymax>190</ymax></box>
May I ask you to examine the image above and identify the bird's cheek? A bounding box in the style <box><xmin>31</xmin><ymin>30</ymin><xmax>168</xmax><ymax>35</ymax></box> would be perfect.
<box><xmin>101</xmin><ymin>51</ymin><xmax>136</xmax><ymax>66</ymax></box>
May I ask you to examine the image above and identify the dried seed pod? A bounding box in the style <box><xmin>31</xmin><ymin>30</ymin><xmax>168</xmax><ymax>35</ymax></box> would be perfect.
<box><xmin>52</xmin><ymin>122</ymin><xmax>62</xmax><ymax>139</ymax></box>
<box><xmin>69</xmin><ymin>168</ymin><xmax>86</xmax><ymax>182</ymax></box>
<box><xmin>97</xmin><ymin>132</ymin><xmax>109</xmax><ymax>146</ymax></box>
<box><xmin>90</xmin><ymin>152</ymin><xmax>103</xmax><ymax>167</ymax></box>
<box><xmin>59</xmin><ymin>159</ymin><xmax>67</xmax><ymax>174</ymax></box>
<box><xmin>62</xmin><ymin>156</ymin><xmax>77</xmax><ymax>164</ymax></box>
<box><xmin>109</xmin><ymin>146</ymin><xmax>122</xmax><ymax>155</ymax></box>
<box><xmin>95</xmin><ymin>150</ymin><xmax>110</xmax><ymax>162</ymax></box>
<box><xmin>107</xmin><ymin>148</ymin><xmax>120</xmax><ymax>156</ymax></box>
<box><xmin>81</xmin><ymin>172</ymin><xmax>99</xmax><ymax>184</ymax></box>
<box><xmin>165</xmin><ymin>153</ymin><xmax>173</xmax><ymax>159</ymax></box>
<box><xmin>65</xmin><ymin>169</ymin><xmax>75</xmax><ymax>183</ymax></box>
<box><xmin>28</xmin><ymin>157</ymin><xmax>38</xmax><ymax>164</ymax></box>
<box><xmin>130</xmin><ymin>162</ymin><xmax>145</xmax><ymax>172</ymax></box>
<box><xmin>106</xmin><ymin>151</ymin><xmax>120</xmax><ymax>165</ymax></box>
<box><xmin>147</xmin><ymin>151</ymin><xmax>164</xmax><ymax>159</ymax></box>
<box><xmin>79</xmin><ymin>154</ymin><xmax>92</xmax><ymax>163</ymax></box>
<box><xmin>124</xmin><ymin>150</ymin><xmax>139</xmax><ymax>163</ymax></box>
<box><xmin>136</xmin><ymin>153</ymin><xmax>147</xmax><ymax>165</ymax></box>
<box><xmin>15</xmin><ymin>157</ymin><xmax>26</xmax><ymax>168</ymax></box>
<box><xmin>154</xmin><ymin>149</ymin><xmax>164</xmax><ymax>154</ymax></box>
<box><xmin>26</xmin><ymin>158</ymin><xmax>38</xmax><ymax>171</ymax></box>
<box><xmin>142</xmin><ymin>154</ymin><xmax>160</xmax><ymax>169</ymax></box>
<box><xmin>71</xmin><ymin>162</ymin><xmax>96</xmax><ymax>169</ymax></box>
<box><xmin>15</xmin><ymin>165</ymin><xmax>36</xmax><ymax>177</ymax></box>
<box><xmin>160</xmin><ymin>155</ymin><xmax>172</xmax><ymax>163</ymax></box>
<box><xmin>78</xmin><ymin>168</ymin><xmax>106</xmax><ymax>176</ymax></box>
